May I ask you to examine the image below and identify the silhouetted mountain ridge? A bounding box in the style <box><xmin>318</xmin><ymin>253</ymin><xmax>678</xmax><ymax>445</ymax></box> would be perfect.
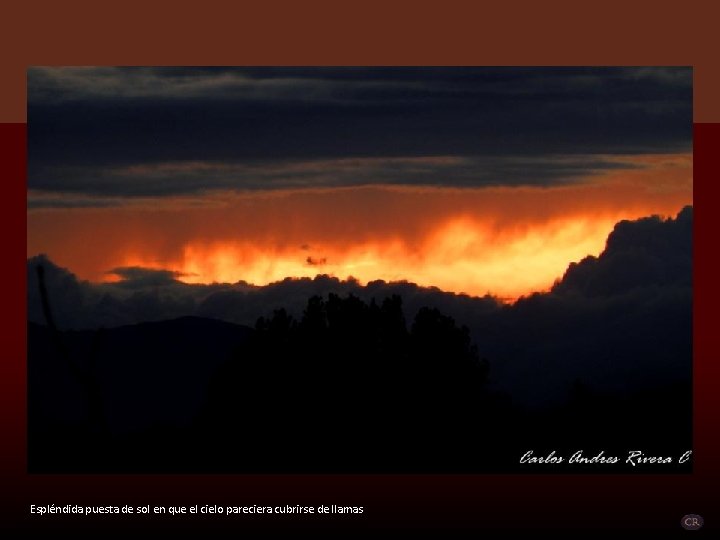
<box><xmin>29</xmin><ymin>316</ymin><xmax>253</xmax><ymax>439</ymax></box>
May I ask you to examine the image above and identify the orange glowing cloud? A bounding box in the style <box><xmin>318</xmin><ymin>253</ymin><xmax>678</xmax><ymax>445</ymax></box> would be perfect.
<box><xmin>107</xmin><ymin>214</ymin><xmax>643</xmax><ymax>300</ymax></box>
<box><xmin>27</xmin><ymin>153</ymin><xmax>692</xmax><ymax>300</ymax></box>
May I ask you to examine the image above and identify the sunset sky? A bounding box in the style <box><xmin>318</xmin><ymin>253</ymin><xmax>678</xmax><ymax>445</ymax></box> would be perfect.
<box><xmin>27</xmin><ymin>67</ymin><xmax>692</xmax><ymax>300</ymax></box>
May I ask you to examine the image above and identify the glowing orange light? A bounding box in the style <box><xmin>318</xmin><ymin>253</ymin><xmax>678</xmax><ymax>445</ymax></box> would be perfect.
<box><xmin>112</xmin><ymin>213</ymin><xmax>636</xmax><ymax>301</ymax></box>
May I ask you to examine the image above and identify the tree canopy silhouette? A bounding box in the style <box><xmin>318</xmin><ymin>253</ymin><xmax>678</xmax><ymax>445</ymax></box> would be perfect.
<box><xmin>198</xmin><ymin>293</ymin><xmax>490</xmax><ymax>471</ymax></box>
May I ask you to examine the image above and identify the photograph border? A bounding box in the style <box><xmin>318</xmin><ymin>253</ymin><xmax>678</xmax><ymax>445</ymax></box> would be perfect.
<box><xmin>2</xmin><ymin>2</ymin><xmax>718</xmax><ymax>533</ymax></box>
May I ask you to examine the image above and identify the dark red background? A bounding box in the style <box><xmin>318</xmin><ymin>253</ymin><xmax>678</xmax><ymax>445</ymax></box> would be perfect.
<box><xmin>0</xmin><ymin>122</ymin><xmax>717</xmax><ymax>534</ymax></box>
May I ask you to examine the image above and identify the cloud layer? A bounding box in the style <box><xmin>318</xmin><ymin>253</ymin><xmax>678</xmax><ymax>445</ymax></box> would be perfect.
<box><xmin>28</xmin><ymin>67</ymin><xmax>692</xmax><ymax>201</ymax></box>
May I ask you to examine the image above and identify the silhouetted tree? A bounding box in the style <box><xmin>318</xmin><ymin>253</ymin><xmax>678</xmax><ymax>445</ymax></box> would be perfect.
<box><xmin>198</xmin><ymin>293</ymin><xmax>492</xmax><ymax>471</ymax></box>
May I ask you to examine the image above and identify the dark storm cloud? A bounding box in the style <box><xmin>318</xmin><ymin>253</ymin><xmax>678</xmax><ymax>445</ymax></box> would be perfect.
<box><xmin>26</xmin><ymin>193</ymin><xmax>126</xmax><ymax>209</ymax></box>
<box><xmin>28</xmin><ymin>208</ymin><xmax>692</xmax><ymax>406</ymax></box>
<box><xmin>552</xmin><ymin>206</ymin><xmax>692</xmax><ymax>297</ymax></box>
<box><xmin>28</xmin><ymin>67</ymin><xmax>691</xmax><ymax>199</ymax></box>
<box><xmin>27</xmin><ymin>154</ymin><xmax>640</xmax><ymax>200</ymax></box>
<box><xmin>106</xmin><ymin>266</ymin><xmax>186</xmax><ymax>289</ymax></box>
<box><xmin>29</xmin><ymin>66</ymin><xmax>691</xmax><ymax>106</ymax></box>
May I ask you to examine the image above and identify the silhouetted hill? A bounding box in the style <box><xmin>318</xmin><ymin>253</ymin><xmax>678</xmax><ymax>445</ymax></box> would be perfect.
<box><xmin>29</xmin><ymin>316</ymin><xmax>253</xmax><ymax>471</ymax></box>
<box><xmin>27</xmin><ymin>208</ymin><xmax>692</xmax><ymax>472</ymax></box>
<box><xmin>30</xmin><ymin>298</ymin><xmax>497</xmax><ymax>472</ymax></box>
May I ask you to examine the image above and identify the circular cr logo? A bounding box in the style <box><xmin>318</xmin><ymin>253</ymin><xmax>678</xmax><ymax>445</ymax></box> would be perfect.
<box><xmin>681</xmin><ymin>514</ymin><xmax>704</xmax><ymax>531</ymax></box>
